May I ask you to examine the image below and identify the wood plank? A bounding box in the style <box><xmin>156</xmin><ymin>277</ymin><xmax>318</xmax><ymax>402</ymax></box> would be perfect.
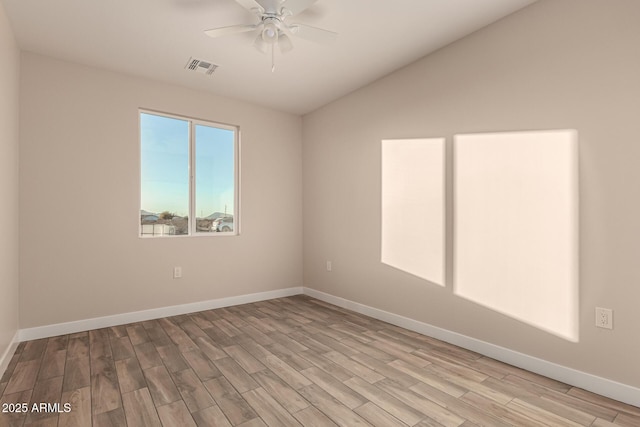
<box><xmin>298</xmin><ymin>383</ymin><xmax>372</xmax><ymax>427</ymax></box>
<box><xmin>24</xmin><ymin>376</ymin><xmax>63</xmax><ymax>425</ymax></box>
<box><xmin>0</xmin><ymin>350</ymin><xmax>22</xmax><ymax>383</ymax></box>
<box><xmin>126</xmin><ymin>324</ymin><xmax>151</xmax><ymax>346</ymax></box>
<box><xmin>183</xmin><ymin>349</ymin><xmax>223</xmax><ymax>381</ymax></box>
<box><xmin>322</xmin><ymin>351</ymin><xmax>384</xmax><ymax>384</ymax></box>
<box><xmin>349</xmin><ymin>353</ymin><xmax>417</xmax><ymax>388</ymax></box>
<box><xmin>4</xmin><ymin>360</ymin><xmax>41</xmax><ymax>394</ymax></box>
<box><xmin>67</xmin><ymin>335</ymin><xmax>89</xmax><ymax>359</ymax></box>
<box><xmin>22</xmin><ymin>416</ymin><xmax>59</xmax><ymax>427</ymax></box>
<box><xmin>424</xmin><ymin>363</ymin><xmax>511</xmax><ymax>404</ymax></box>
<box><xmin>19</xmin><ymin>339</ymin><xmax>48</xmax><ymax>362</ymax></box>
<box><xmin>388</xmin><ymin>359</ymin><xmax>466</xmax><ymax>398</ymax></box>
<box><xmin>343</xmin><ymin>377</ymin><xmax>424</xmax><ymax>426</ymax></box>
<box><xmin>310</xmin><ymin>334</ymin><xmax>359</xmax><ymax>357</ymax></box>
<box><xmin>90</xmin><ymin>364</ymin><xmax>121</xmax><ymax>415</ymax></box>
<box><xmin>58</xmin><ymin>387</ymin><xmax>92</xmax><ymax>427</ymax></box>
<box><xmin>110</xmin><ymin>337</ymin><xmax>135</xmax><ymax>361</ymax></box>
<box><xmin>122</xmin><ymin>387</ymin><xmax>162</xmax><ymax>427</ymax></box>
<box><xmin>114</xmin><ymin>357</ymin><xmax>146</xmax><ymax>394</ymax></box>
<box><xmin>159</xmin><ymin>318</ymin><xmax>199</xmax><ymax>353</ymax></box>
<box><xmin>144</xmin><ymin>322</ymin><xmax>172</xmax><ymax>346</ymax></box>
<box><xmin>45</xmin><ymin>335</ymin><xmax>69</xmax><ymax>352</ymax></box>
<box><xmin>194</xmin><ymin>336</ymin><xmax>228</xmax><ymax>361</ymax></box>
<box><xmin>370</xmin><ymin>340</ymin><xmax>431</xmax><ymax>368</ymax></box>
<box><xmin>341</xmin><ymin>338</ymin><xmax>395</xmax><ymax>363</ymax></box>
<box><xmin>213</xmin><ymin>357</ymin><xmax>260</xmax><ymax>393</ymax></box>
<box><xmin>223</xmin><ymin>345</ymin><xmax>266</xmax><ymax>374</ymax></box>
<box><xmin>37</xmin><ymin>350</ymin><xmax>66</xmax><ymax>381</ymax></box>
<box><xmin>187</xmin><ymin>313</ymin><xmax>214</xmax><ymax>330</ymax></box>
<box><xmin>459</xmin><ymin>391</ymin><xmax>542</xmax><ymax>427</ymax></box>
<box><xmin>292</xmin><ymin>405</ymin><xmax>339</xmax><ymax>427</ymax></box>
<box><xmin>62</xmin><ymin>354</ymin><xmax>90</xmax><ymax>392</ymax></box>
<box><xmin>108</xmin><ymin>325</ymin><xmax>128</xmax><ymax>339</ymax></box>
<box><xmin>615</xmin><ymin>412</ymin><xmax>640</xmax><ymax>427</ymax></box>
<box><xmin>298</xmin><ymin>350</ymin><xmax>354</xmax><ymax>382</ymax></box>
<box><xmin>156</xmin><ymin>344</ymin><xmax>189</xmax><ymax>373</ymax></box>
<box><xmin>261</xmin><ymin>353</ymin><xmax>312</xmax><ymax>390</ymax></box>
<box><xmin>237</xmin><ymin>418</ymin><xmax>268</xmax><ymax>427</ymax></box>
<box><xmin>412</xmin><ymin>385</ymin><xmax>515</xmax><ymax>427</ymax></box>
<box><xmin>93</xmin><ymin>407</ymin><xmax>126</xmax><ymax>427</ymax></box>
<box><xmin>567</xmin><ymin>388</ymin><xmax>640</xmax><ymax>417</ymax></box>
<box><xmin>192</xmin><ymin>405</ymin><xmax>232</xmax><ymax>427</ymax></box>
<box><xmin>507</xmin><ymin>398</ymin><xmax>583</xmax><ymax>427</ymax></box>
<box><xmin>133</xmin><ymin>342</ymin><xmax>163</xmax><ymax>370</ymax></box>
<box><xmin>171</xmin><ymin>368</ymin><xmax>216</xmax><ymax>413</ymax></box>
<box><xmin>519</xmin><ymin>395</ymin><xmax>596</xmax><ymax>426</ymax></box>
<box><xmin>374</xmin><ymin>378</ymin><xmax>466</xmax><ymax>427</ymax></box>
<box><xmin>180</xmin><ymin>320</ymin><xmax>210</xmax><ymax>342</ymax></box>
<box><xmin>251</xmin><ymin>369</ymin><xmax>310</xmax><ymax>413</ymax></box>
<box><xmin>413</xmin><ymin>350</ymin><xmax>488</xmax><ymax>383</ymax></box>
<box><xmin>242</xmin><ymin>387</ymin><xmax>302</xmax><ymax>426</ymax></box>
<box><xmin>265</xmin><ymin>343</ymin><xmax>315</xmax><ymax>372</ymax></box>
<box><xmin>238</xmin><ymin>325</ymin><xmax>276</xmax><ymax>346</ymax></box>
<box><xmin>300</xmin><ymin>366</ymin><xmax>366</xmax><ymax>409</ymax></box>
<box><xmin>203</xmin><ymin>376</ymin><xmax>258</xmax><ymax>426</ymax></box>
<box><xmin>0</xmin><ymin>389</ymin><xmax>33</xmax><ymax>427</ymax></box>
<box><xmin>354</xmin><ymin>402</ymin><xmax>409</xmax><ymax>427</ymax></box>
<box><xmin>156</xmin><ymin>400</ymin><xmax>197</xmax><ymax>427</ymax></box>
<box><xmin>143</xmin><ymin>365</ymin><xmax>182</xmax><ymax>407</ymax></box>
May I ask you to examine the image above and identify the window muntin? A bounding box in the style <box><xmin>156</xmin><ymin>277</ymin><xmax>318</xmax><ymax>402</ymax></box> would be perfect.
<box><xmin>139</xmin><ymin>111</ymin><xmax>238</xmax><ymax>237</ymax></box>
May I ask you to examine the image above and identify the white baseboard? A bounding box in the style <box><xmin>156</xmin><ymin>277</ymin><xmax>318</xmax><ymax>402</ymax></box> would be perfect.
<box><xmin>19</xmin><ymin>287</ymin><xmax>303</xmax><ymax>342</ymax></box>
<box><xmin>303</xmin><ymin>287</ymin><xmax>640</xmax><ymax>408</ymax></box>
<box><xmin>0</xmin><ymin>331</ymin><xmax>20</xmax><ymax>380</ymax></box>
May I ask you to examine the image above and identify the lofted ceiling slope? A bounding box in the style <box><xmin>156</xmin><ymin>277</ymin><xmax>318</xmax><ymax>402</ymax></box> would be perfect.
<box><xmin>2</xmin><ymin>0</ymin><xmax>536</xmax><ymax>114</ymax></box>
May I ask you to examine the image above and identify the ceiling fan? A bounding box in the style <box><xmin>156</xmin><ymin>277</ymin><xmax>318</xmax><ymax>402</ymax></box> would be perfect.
<box><xmin>204</xmin><ymin>0</ymin><xmax>337</xmax><ymax>71</ymax></box>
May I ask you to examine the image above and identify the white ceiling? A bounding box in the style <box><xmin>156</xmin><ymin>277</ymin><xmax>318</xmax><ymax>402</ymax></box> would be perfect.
<box><xmin>2</xmin><ymin>0</ymin><xmax>536</xmax><ymax>114</ymax></box>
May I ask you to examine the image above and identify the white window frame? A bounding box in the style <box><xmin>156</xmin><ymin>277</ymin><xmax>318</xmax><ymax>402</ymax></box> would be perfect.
<box><xmin>139</xmin><ymin>109</ymin><xmax>240</xmax><ymax>238</ymax></box>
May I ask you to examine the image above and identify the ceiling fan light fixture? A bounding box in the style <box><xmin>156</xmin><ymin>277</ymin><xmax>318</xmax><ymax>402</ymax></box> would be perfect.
<box><xmin>261</xmin><ymin>21</ymin><xmax>279</xmax><ymax>44</ymax></box>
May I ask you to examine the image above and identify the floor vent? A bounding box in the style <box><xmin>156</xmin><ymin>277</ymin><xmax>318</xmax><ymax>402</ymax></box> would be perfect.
<box><xmin>185</xmin><ymin>57</ymin><xmax>218</xmax><ymax>76</ymax></box>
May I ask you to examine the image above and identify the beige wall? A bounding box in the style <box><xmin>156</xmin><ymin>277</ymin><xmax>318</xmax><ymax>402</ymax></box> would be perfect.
<box><xmin>19</xmin><ymin>53</ymin><xmax>302</xmax><ymax>328</ymax></box>
<box><xmin>0</xmin><ymin>3</ymin><xmax>20</xmax><ymax>360</ymax></box>
<box><xmin>303</xmin><ymin>0</ymin><xmax>640</xmax><ymax>387</ymax></box>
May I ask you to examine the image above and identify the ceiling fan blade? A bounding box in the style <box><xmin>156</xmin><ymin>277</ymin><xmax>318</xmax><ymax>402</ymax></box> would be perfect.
<box><xmin>280</xmin><ymin>0</ymin><xmax>318</xmax><ymax>16</ymax></box>
<box><xmin>233</xmin><ymin>0</ymin><xmax>265</xmax><ymax>14</ymax></box>
<box><xmin>289</xmin><ymin>23</ymin><xmax>337</xmax><ymax>44</ymax></box>
<box><xmin>279</xmin><ymin>33</ymin><xmax>294</xmax><ymax>53</ymax></box>
<box><xmin>204</xmin><ymin>24</ymin><xmax>257</xmax><ymax>38</ymax></box>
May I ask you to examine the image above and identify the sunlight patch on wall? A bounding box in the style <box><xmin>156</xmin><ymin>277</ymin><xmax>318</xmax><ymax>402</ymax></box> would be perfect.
<box><xmin>381</xmin><ymin>138</ymin><xmax>445</xmax><ymax>285</ymax></box>
<box><xmin>454</xmin><ymin>130</ymin><xmax>579</xmax><ymax>342</ymax></box>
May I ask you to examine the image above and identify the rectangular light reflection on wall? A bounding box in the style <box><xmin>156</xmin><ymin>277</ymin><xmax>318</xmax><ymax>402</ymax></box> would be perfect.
<box><xmin>381</xmin><ymin>138</ymin><xmax>445</xmax><ymax>286</ymax></box>
<box><xmin>454</xmin><ymin>130</ymin><xmax>579</xmax><ymax>342</ymax></box>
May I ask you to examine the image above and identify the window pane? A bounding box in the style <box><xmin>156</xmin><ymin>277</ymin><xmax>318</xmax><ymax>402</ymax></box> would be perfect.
<box><xmin>194</xmin><ymin>124</ymin><xmax>235</xmax><ymax>233</ymax></box>
<box><xmin>140</xmin><ymin>113</ymin><xmax>189</xmax><ymax>236</ymax></box>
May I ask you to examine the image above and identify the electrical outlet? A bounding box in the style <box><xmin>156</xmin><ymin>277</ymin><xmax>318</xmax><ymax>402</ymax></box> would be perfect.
<box><xmin>326</xmin><ymin>261</ymin><xmax>332</xmax><ymax>272</ymax></box>
<box><xmin>173</xmin><ymin>266</ymin><xmax>182</xmax><ymax>279</ymax></box>
<box><xmin>595</xmin><ymin>307</ymin><xmax>613</xmax><ymax>329</ymax></box>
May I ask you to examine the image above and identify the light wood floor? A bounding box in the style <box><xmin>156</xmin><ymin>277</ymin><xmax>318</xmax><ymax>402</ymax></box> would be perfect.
<box><xmin>1</xmin><ymin>296</ymin><xmax>638</xmax><ymax>427</ymax></box>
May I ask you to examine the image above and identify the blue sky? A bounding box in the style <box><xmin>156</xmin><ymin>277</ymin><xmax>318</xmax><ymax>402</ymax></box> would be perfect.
<box><xmin>140</xmin><ymin>113</ymin><xmax>235</xmax><ymax>218</ymax></box>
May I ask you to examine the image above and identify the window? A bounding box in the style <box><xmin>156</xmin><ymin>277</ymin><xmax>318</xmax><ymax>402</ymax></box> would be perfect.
<box><xmin>139</xmin><ymin>111</ymin><xmax>238</xmax><ymax>237</ymax></box>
